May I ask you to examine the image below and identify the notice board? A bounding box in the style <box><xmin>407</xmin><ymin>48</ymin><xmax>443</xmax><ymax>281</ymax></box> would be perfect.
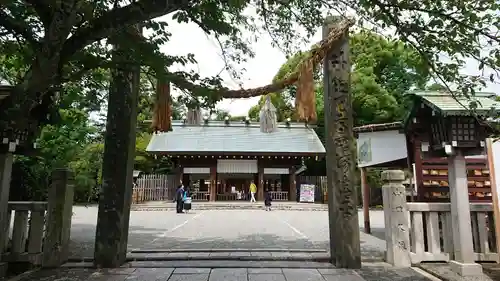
<box><xmin>299</xmin><ymin>184</ymin><xmax>315</xmax><ymax>203</ymax></box>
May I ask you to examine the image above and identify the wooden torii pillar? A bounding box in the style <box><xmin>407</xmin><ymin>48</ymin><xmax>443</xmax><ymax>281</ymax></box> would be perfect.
<box><xmin>94</xmin><ymin>26</ymin><xmax>141</xmax><ymax>268</ymax></box>
<box><xmin>360</xmin><ymin>167</ymin><xmax>371</xmax><ymax>234</ymax></box>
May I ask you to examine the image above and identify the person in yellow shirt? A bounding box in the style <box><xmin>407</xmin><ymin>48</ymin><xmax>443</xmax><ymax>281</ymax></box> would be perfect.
<box><xmin>249</xmin><ymin>180</ymin><xmax>257</xmax><ymax>202</ymax></box>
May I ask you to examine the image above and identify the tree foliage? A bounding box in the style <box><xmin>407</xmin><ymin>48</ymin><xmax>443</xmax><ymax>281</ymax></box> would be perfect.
<box><xmin>0</xmin><ymin>0</ymin><xmax>498</xmax><ymax>139</ymax></box>
<box><xmin>0</xmin><ymin>0</ymin><xmax>498</xmax><ymax>202</ymax></box>
<box><xmin>248</xmin><ymin>31</ymin><xmax>430</xmax><ymax>126</ymax></box>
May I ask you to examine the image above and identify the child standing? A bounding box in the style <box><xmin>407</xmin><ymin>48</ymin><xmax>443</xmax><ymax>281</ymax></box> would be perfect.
<box><xmin>264</xmin><ymin>188</ymin><xmax>272</xmax><ymax>211</ymax></box>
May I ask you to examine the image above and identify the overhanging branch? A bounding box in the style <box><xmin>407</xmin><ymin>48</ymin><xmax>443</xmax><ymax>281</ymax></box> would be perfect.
<box><xmin>0</xmin><ymin>10</ymin><xmax>39</xmax><ymax>47</ymax></box>
<box><xmin>169</xmin><ymin>18</ymin><xmax>354</xmax><ymax>100</ymax></box>
<box><xmin>23</xmin><ymin>0</ymin><xmax>52</xmax><ymax>27</ymax></box>
<box><xmin>60</xmin><ymin>0</ymin><xmax>193</xmax><ymax>63</ymax></box>
<box><xmin>61</xmin><ymin>52</ymin><xmax>112</xmax><ymax>83</ymax></box>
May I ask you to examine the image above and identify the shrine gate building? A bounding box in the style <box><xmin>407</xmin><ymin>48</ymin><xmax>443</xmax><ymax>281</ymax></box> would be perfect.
<box><xmin>146</xmin><ymin>119</ymin><xmax>326</xmax><ymax>202</ymax></box>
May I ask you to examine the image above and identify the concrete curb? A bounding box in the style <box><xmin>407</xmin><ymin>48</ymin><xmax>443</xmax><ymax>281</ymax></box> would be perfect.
<box><xmin>67</xmin><ymin>255</ymin><xmax>384</xmax><ymax>263</ymax></box>
<box><xmin>63</xmin><ymin>260</ymin><xmax>339</xmax><ymax>269</ymax></box>
<box><xmin>412</xmin><ymin>267</ymin><xmax>443</xmax><ymax>281</ymax></box>
<box><xmin>131</xmin><ymin>207</ymin><xmax>329</xmax><ymax>211</ymax></box>
<box><xmin>128</xmin><ymin>248</ymin><xmax>328</xmax><ymax>253</ymax></box>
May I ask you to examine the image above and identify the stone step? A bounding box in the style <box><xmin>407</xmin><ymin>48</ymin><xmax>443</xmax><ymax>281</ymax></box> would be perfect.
<box><xmin>127</xmin><ymin>252</ymin><xmax>331</xmax><ymax>262</ymax></box>
<box><xmin>129</xmin><ymin>248</ymin><xmax>328</xmax><ymax>253</ymax></box>
<box><xmin>63</xmin><ymin>260</ymin><xmax>337</xmax><ymax>269</ymax></box>
<box><xmin>131</xmin><ymin>203</ymin><xmax>328</xmax><ymax>211</ymax></box>
<box><xmin>68</xmin><ymin>251</ymin><xmax>382</xmax><ymax>264</ymax></box>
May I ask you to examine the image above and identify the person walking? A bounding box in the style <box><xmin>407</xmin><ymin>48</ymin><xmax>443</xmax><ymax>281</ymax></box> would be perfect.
<box><xmin>264</xmin><ymin>188</ymin><xmax>272</xmax><ymax>211</ymax></box>
<box><xmin>175</xmin><ymin>181</ymin><xmax>185</xmax><ymax>213</ymax></box>
<box><xmin>249</xmin><ymin>180</ymin><xmax>257</xmax><ymax>203</ymax></box>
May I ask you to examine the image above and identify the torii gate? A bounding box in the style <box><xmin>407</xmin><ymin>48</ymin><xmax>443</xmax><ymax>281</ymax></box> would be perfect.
<box><xmin>93</xmin><ymin>17</ymin><xmax>361</xmax><ymax>269</ymax></box>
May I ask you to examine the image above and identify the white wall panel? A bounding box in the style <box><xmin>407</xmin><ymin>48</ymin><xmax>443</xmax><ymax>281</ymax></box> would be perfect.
<box><xmin>183</xmin><ymin>167</ymin><xmax>210</xmax><ymax>174</ymax></box>
<box><xmin>264</xmin><ymin>168</ymin><xmax>289</xmax><ymax>174</ymax></box>
<box><xmin>217</xmin><ymin>159</ymin><xmax>258</xmax><ymax>173</ymax></box>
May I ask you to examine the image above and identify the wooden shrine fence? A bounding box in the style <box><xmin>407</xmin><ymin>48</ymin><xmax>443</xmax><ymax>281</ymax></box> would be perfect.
<box><xmin>133</xmin><ymin>174</ymin><xmax>176</xmax><ymax>204</ymax></box>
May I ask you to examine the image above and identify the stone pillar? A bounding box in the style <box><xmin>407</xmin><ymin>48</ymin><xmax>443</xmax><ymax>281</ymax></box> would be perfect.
<box><xmin>94</xmin><ymin>27</ymin><xmax>140</xmax><ymax>268</ymax></box>
<box><xmin>257</xmin><ymin>166</ymin><xmax>264</xmax><ymax>201</ymax></box>
<box><xmin>0</xmin><ymin>149</ymin><xmax>14</xmax><ymax>255</ymax></box>
<box><xmin>289</xmin><ymin>167</ymin><xmax>297</xmax><ymax>202</ymax></box>
<box><xmin>42</xmin><ymin>169</ymin><xmax>74</xmax><ymax>267</ymax></box>
<box><xmin>209</xmin><ymin>166</ymin><xmax>216</xmax><ymax>201</ymax></box>
<box><xmin>0</xmin><ymin>143</ymin><xmax>15</xmax><ymax>276</ymax></box>
<box><xmin>323</xmin><ymin>17</ymin><xmax>361</xmax><ymax>268</ymax></box>
<box><xmin>381</xmin><ymin>170</ymin><xmax>411</xmax><ymax>267</ymax></box>
<box><xmin>448</xmin><ymin>151</ymin><xmax>483</xmax><ymax>276</ymax></box>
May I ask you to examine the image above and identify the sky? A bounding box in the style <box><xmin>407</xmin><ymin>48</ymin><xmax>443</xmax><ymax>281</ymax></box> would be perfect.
<box><xmin>158</xmin><ymin>14</ymin><xmax>500</xmax><ymax>118</ymax></box>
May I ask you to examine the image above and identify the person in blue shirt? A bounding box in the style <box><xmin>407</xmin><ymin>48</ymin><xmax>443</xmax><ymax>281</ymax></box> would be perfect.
<box><xmin>183</xmin><ymin>186</ymin><xmax>192</xmax><ymax>213</ymax></box>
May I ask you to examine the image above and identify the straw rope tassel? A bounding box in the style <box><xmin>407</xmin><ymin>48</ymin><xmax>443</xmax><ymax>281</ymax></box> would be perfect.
<box><xmin>152</xmin><ymin>79</ymin><xmax>172</xmax><ymax>132</ymax></box>
<box><xmin>295</xmin><ymin>58</ymin><xmax>316</xmax><ymax>123</ymax></box>
<box><xmin>259</xmin><ymin>95</ymin><xmax>277</xmax><ymax>133</ymax></box>
<box><xmin>186</xmin><ymin>107</ymin><xmax>202</xmax><ymax>125</ymax></box>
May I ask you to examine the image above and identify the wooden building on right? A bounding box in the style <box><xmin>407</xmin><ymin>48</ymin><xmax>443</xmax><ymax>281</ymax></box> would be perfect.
<box><xmin>356</xmin><ymin>91</ymin><xmax>499</xmax><ymax>202</ymax></box>
<box><xmin>405</xmin><ymin>91</ymin><xmax>499</xmax><ymax>201</ymax></box>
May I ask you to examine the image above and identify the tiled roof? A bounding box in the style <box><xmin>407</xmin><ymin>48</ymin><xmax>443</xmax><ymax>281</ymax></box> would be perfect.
<box><xmin>410</xmin><ymin>91</ymin><xmax>499</xmax><ymax>116</ymax></box>
<box><xmin>354</xmin><ymin>122</ymin><xmax>402</xmax><ymax>133</ymax></box>
<box><xmin>147</xmin><ymin>120</ymin><xmax>325</xmax><ymax>155</ymax></box>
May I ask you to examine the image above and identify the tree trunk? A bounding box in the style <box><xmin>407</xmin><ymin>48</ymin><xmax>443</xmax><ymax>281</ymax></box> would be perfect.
<box><xmin>94</xmin><ymin>29</ymin><xmax>140</xmax><ymax>268</ymax></box>
<box><xmin>0</xmin><ymin>3</ymin><xmax>80</xmax><ymax>139</ymax></box>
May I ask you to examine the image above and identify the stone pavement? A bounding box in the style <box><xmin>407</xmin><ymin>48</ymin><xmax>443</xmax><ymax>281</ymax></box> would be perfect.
<box><xmin>10</xmin><ymin>262</ymin><xmax>438</xmax><ymax>281</ymax></box>
<box><xmin>69</xmin><ymin>208</ymin><xmax>387</xmax><ymax>261</ymax></box>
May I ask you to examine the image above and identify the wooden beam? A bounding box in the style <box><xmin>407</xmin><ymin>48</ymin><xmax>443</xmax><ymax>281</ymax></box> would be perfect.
<box><xmin>322</xmin><ymin>17</ymin><xmax>361</xmax><ymax>268</ymax></box>
<box><xmin>209</xmin><ymin>165</ymin><xmax>216</xmax><ymax>201</ymax></box>
<box><xmin>413</xmin><ymin>138</ymin><xmax>424</xmax><ymax>201</ymax></box>
<box><xmin>290</xmin><ymin>167</ymin><xmax>297</xmax><ymax>202</ymax></box>
<box><xmin>257</xmin><ymin>164</ymin><xmax>264</xmax><ymax>201</ymax></box>
<box><xmin>360</xmin><ymin>167</ymin><xmax>370</xmax><ymax>234</ymax></box>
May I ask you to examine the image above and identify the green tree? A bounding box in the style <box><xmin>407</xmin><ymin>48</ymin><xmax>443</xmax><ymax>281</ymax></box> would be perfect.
<box><xmin>0</xmin><ymin>0</ymin><xmax>498</xmax><ymax>141</ymax></box>
<box><xmin>249</xmin><ymin>31</ymin><xmax>430</xmax><ymax>126</ymax></box>
<box><xmin>213</xmin><ymin>109</ymin><xmax>246</xmax><ymax>121</ymax></box>
<box><xmin>10</xmin><ymin>108</ymin><xmax>98</xmax><ymax>201</ymax></box>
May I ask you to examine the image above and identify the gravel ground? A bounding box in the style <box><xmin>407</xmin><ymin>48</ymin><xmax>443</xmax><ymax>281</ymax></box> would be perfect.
<box><xmin>69</xmin><ymin>206</ymin><xmax>386</xmax><ymax>260</ymax></box>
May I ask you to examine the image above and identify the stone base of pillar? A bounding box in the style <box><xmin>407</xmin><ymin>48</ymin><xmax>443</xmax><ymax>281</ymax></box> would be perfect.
<box><xmin>449</xmin><ymin>260</ymin><xmax>483</xmax><ymax>276</ymax></box>
<box><xmin>0</xmin><ymin>262</ymin><xmax>7</xmax><ymax>277</ymax></box>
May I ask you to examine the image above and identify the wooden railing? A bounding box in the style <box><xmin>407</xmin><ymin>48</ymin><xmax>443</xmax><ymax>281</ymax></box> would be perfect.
<box><xmin>133</xmin><ymin>174</ymin><xmax>171</xmax><ymax>203</ymax></box>
<box><xmin>269</xmin><ymin>191</ymin><xmax>289</xmax><ymax>201</ymax></box>
<box><xmin>217</xmin><ymin>193</ymin><xmax>237</xmax><ymax>201</ymax></box>
<box><xmin>407</xmin><ymin>202</ymin><xmax>498</xmax><ymax>264</ymax></box>
<box><xmin>2</xmin><ymin>202</ymin><xmax>47</xmax><ymax>265</ymax></box>
<box><xmin>133</xmin><ymin>186</ymin><xmax>165</xmax><ymax>203</ymax></box>
<box><xmin>0</xmin><ymin>169</ymin><xmax>74</xmax><ymax>276</ymax></box>
<box><xmin>192</xmin><ymin>192</ymin><xmax>209</xmax><ymax>201</ymax></box>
